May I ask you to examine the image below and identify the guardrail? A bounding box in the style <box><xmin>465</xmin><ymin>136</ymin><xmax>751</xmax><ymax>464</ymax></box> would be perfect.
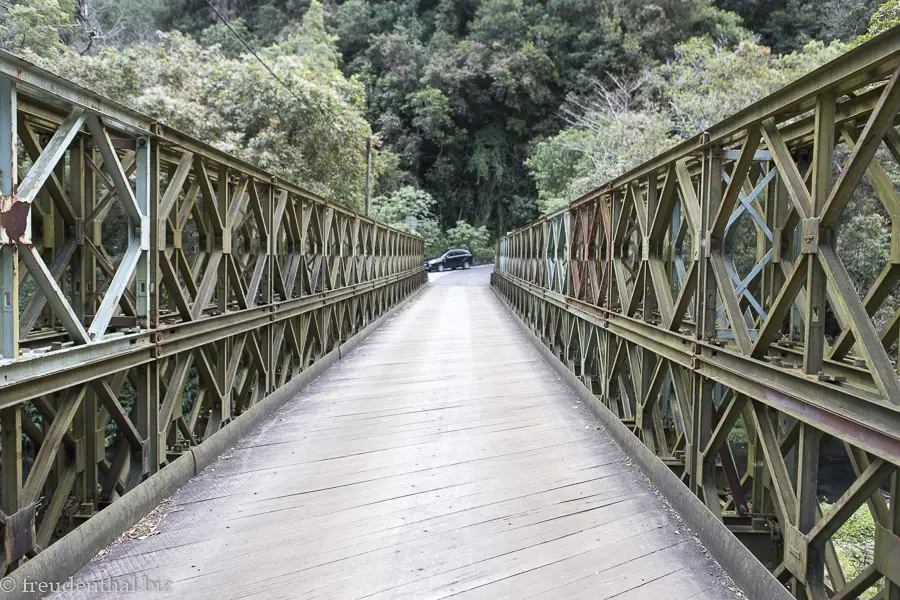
<box><xmin>494</xmin><ymin>28</ymin><xmax>900</xmax><ymax>600</ymax></box>
<box><xmin>0</xmin><ymin>50</ymin><xmax>424</xmax><ymax>572</ymax></box>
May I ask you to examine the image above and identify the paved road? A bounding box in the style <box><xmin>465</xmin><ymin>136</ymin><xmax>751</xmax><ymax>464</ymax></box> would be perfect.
<box><xmin>55</xmin><ymin>267</ymin><xmax>740</xmax><ymax>599</ymax></box>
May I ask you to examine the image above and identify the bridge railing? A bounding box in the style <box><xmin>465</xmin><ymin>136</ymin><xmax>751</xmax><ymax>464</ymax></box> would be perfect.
<box><xmin>494</xmin><ymin>28</ymin><xmax>900</xmax><ymax>599</ymax></box>
<box><xmin>0</xmin><ymin>50</ymin><xmax>424</xmax><ymax>570</ymax></box>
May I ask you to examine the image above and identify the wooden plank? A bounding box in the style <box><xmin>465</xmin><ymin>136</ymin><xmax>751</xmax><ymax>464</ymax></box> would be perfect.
<box><xmin>60</xmin><ymin>270</ymin><xmax>740</xmax><ymax>600</ymax></box>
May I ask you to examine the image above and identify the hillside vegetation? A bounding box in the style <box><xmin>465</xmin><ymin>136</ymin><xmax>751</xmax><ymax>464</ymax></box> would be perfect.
<box><xmin>0</xmin><ymin>0</ymin><xmax>895</xmax><ymax>258</ymax></box>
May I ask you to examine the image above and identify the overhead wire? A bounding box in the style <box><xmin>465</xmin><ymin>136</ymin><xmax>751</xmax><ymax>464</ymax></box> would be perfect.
<box><xmin>201</xmin><ymin>0</ymin><xmax>311</xmax><ymax>109</ymax></box>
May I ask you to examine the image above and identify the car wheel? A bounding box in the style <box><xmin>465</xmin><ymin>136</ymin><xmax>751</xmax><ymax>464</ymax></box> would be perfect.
<box><xmin>463</xmin><ymin>261</ymin><xmax>471</xmax><ymax>270</ymax></box>
<box><xmin>437</xmin><ymin>264</ymin><xmax>445</xmax><ymax>272</ymax></box>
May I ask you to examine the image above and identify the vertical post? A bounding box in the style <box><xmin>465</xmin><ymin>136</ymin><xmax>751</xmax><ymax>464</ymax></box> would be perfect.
<box><xmin>262</xmin><ymin>181</ymin><xmax>273</xmax><ymax>394</ymax></box>
<box><xmin>790</xmin><ymin>92</ymin><xmax>833</xmax><ymax>600</ymax></box>
<box><xmin>699</xmin><ymin>143</ymin><xmax>722</xmax><ymax>344</ymax></box>
<box><xmin>0</xmin><ymin>78</ymin><xmax>17</xmax><ymax>361</ymax></box>
<box><xmin>216</xmin><ymin>164</ymin><xmax>230</xmax><ymax>315</ymax></box>
<box><xmin>804</xmin><ymin>92</ymin><xmax>834</xmax><ymax>376</ymax></box>
<box><xmin>85</xmin><ymin>146</ymin><xmax>99</xmax><ymax>510</ymax></box>
<box><xmin>70</xmin><ymin>136</ymin><xmax>90</xmax><ymax>503</ymax></box>
<box><xmin>216</xmin><ymin>165</ymin><xmax>230</xmax><ymax>423</ymax></box>
<box><xmin>692</xmin><ymin>144</ymin><xmax>723</xmax><ymax>513</ymax></box>
<box><xmin>71</xmin><ymin>137</ymin><xmax>87</xmax><ymax>326</ymax></box>
<box><xmin>0</xmin><ymin>79</ymin><xmax>22</xmax><ymax>533</ymax></box>
<box><xmin>149</xmin><ymin>140</ymin><xmax>160</xmax><ymax>331</ymax></box>
<box><xmin>887</xmin><ymin>471</ymin><xmax>900</xmax><ymax>600</ymax></box>
<box><xmin>139</xmin><ymin>138</ymin><xmax>158</xmax><ymax>473</ymax></box>
<box><xmin>134</xmin><ymin>137</ymin><xmax>151</xmax><ymax>323</ymax></box>
<box><xmin>42</xmin><ymin>161</ymin><xmax>58</xmax><ymax>331</ymax></box>
<box><xmin>364</xmin><ymin>136</ymin><xmax>371</xmax><ymax>217</ymax></box>
<box><xmin>643</xmin><ymin>172</ymin><xmax>658</xmax><ymax>324</ymax></box>
<box><xmin>796</xmin><ymin>423</ymin><xmax>824</xmax><ymax>599</ymax></box>
<box><xmin>0</xmin><ymin>406</ymin><xmax>21</xmax><ymax>517</ymax></box>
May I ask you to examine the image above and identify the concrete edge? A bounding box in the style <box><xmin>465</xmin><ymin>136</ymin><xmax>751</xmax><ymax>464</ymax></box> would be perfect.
<box><xmin>5</xmin><ymin>281</ymin><xmax>428</xmax><ymax>599</ymax></box>
<box><xmin>489</xmin><ymin>284</ymin><xmax>791</xmax><ymax>600</ymax></box>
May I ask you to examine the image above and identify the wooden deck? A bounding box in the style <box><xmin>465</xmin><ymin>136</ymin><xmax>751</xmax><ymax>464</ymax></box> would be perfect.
<box><xmin>54</xmin><ymin>268</ymin><xmax>740</xmax><ymax>600</ymax></box>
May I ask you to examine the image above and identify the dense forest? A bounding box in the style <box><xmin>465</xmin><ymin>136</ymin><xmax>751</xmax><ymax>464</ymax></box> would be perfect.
<box><xmin>1</xmin><ymin>0</ymin><xmax>898</xmax><ymax>260</ymax></box>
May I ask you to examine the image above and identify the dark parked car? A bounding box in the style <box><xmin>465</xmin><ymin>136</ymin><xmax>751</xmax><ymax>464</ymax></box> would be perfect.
<box><xmin>424</xmin><ymin>249</ymin><xmax>473</xmax><ymax>272</ymax></box>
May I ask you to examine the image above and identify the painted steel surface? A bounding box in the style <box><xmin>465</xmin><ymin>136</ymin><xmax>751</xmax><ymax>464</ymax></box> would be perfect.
<box><xmin>0</xmin><ymin>50</ymin><xmax>424</xmax><ymax>572</ymax></box>
<box><xmin>494</xmin><ymin>27</ymin><xmax>900</xmax><ymax>600</ymax></box>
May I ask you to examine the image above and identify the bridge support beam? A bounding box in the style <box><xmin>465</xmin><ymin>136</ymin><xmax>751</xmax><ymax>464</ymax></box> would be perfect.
<box><xmin>0</xmin><ymin>49</ymin><xmax>426</xmax><ymax>578</ymax></box>
<box><xmin>494</xmin><ymin>26</ymin><xmax>900</xmax><ymax>600</ymax></box>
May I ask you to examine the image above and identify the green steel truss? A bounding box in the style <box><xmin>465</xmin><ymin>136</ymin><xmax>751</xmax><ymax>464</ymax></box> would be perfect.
<box><xmin>494</xmin><ymin>27</ymin><xmax>900</xmax><ymax>600</ymax></box>
<box><xmin>0</xmin><ymin>50</ymin><xmax>424</xmax><ymax>571</ymax></box>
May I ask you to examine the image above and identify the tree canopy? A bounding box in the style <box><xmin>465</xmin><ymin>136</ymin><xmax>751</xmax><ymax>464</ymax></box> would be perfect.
<box><xmin>0</xmin><ymin>0</ymin><xmax>893</xmax><ymax>242</ymax></box>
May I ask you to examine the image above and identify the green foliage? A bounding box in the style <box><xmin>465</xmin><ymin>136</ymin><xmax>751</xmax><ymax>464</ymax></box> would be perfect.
<box><xmin>820</xmin><ymin>501</ymin><xmax>878</xmax><ymax>598</ymax></box>
<box><xmin>444</xmin><ymin>220</ymin><xmax>493</xmax><ymax>257</ymax></box>
<box><xmin>279</xmin><ymin>0</ymin><xmax>340</xmax><ymax>73</ymax></box>
<box><xmin>319</xmin><ymin>0</ymin><xmax>756</xmax><ymax>237</ymax></box>
<box><xmin>371</xmin><ymin>186</ymin><xmax>442</xmax><ymax>254</ymax></box>
<box><xmin>197</xmin><ymin>17</ymin><xmax>254</xmax><ymax>58</ymax></box>
<box><xmin>716</xmin><ymin>0</ymin><xmax>883</xmax><ymax>53</ymax></box>
<box><xmin>0</xmin><ymin>0</ymin><xmax>72</xmax><ymax>58</ymax></box>
<box><xmin>657</xmin><ymin>38</ymin><xmax>846</xmax><ymax>136</ymax></box>
<box><xmin>528</xmin><ymin>36</ymin><xmax>846</xmax><ymax>215</ymax></box>
<box><xmin>38</xmin><ymin>20</ymin><xmax>372</xmax><ymax>208</ymax></box>
<box><xmin>528</xmin><ymin>110</ymin><xmax>674</xmax><ymax>214</ymax></box>
<box><xmin>858</xmin><ymin>0</ymin><xmax>900</xmax><ymax>43</ymax></box>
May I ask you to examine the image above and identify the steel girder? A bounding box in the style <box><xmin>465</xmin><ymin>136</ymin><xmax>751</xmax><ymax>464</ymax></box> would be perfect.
<box><xmin>0</xmin><ymin>50</ymin><xmax>425</xmax><ymax>572</ymax></box>
<box><xmin>494</xmin><ymin>28</ymin><xmax>900</xmax><ymax>600</ymax></box>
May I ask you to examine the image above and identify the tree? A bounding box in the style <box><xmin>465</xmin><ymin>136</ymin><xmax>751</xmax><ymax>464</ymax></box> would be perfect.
<box><xmin>0</xmin><ymin>0</ymin><xmax>72</xmax><ymax>58</ymax></box>
<box><xmin>527</xmin><ymin>35</ymin><xmax>848</xmax><ymax>214</ymax></box>
<box><xmin>528</xmin><ymin>110</ymin><xmax>674</xmax><ymax>214</ymax></box>
<box><xmin>444</xmin><ymin>220</ymin><xmax>492</xmax><ymax>256</ymax></box>
<box><xmin>42</xmin><ymin>18</ymin><xmax>373</xmax><ymax>207</ymax></box>
<box><xmin>279</xmin><ymin>0</ymin><xmax>339</xmax><ymax>73</ymax></box>
<box><xmin>371</xmin><ymin>186</ymin><xmax>442</xmax><ymax>254</ymax></box>
<box><xmin>857</xmin><ymin>0</ymin><xmax>900</xmax><ymax>43</ymax></box>
<box><xmin>715</xmin><ymin>0</ymin><xmax>882</xmax><ymax>53</ymax></box>
<box><xmin>656</xmin><ymin>37</ymin><xmax>846</xmax><ymax>137</ymax></box>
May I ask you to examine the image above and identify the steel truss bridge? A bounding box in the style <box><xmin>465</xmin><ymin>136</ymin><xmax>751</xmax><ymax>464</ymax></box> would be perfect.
<box><xmin>0</xmin><ymin>24</ymin><xmax>897</xmax><ymax>600</ymax></box>
<box><xmin>494</xmin><ymin>29</ymin><xmax>900</xmax><ymax>600</ymax></box>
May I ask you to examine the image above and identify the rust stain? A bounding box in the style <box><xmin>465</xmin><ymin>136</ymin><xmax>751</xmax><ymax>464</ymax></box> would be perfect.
<box><xmin>1</xmin><ymin>200</ymin><xmax>30</xmax><ymax>241</ymax></box>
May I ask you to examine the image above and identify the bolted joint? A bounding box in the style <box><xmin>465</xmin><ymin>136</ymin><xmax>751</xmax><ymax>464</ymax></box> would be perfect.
<box><xmin>782</xmin><ymin>524</ymin><xmax>809</xmax><ymax>584</ymax></box>
<box><xmin>641</xmin><ymin>236</ymin><xmax>651</xmax><ymax>261</ymax></box>
<box><xmin>74</xmin><ymin>217</ymin><xmax>84</xmax><ymax>245</ymax></box>
<box><xmin>771</xmin><ymin>227</ymin><xmax>782</xmax><ymax>263</ymax></box>
<box><xmin>800</xmin><ymin>218</ymin><xmax>820</xmax><ymax>254</ymax></box>
<box><xmin>705</xmin><ymin>231</ymin><xmax>723</xmax><ymax>253</ymax></box>
<box><xmin>874</xmin><ymin>524</ymin><xmax>900</xmax><ymax>586</ymax></box>
<box><xmin>700</xmin><ymin>232</ymin><xmax>712</xmax><ymax>259</ymax></box>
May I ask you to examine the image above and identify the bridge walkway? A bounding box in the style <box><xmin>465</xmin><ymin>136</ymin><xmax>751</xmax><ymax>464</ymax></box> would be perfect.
<box><xmin>55</xmin><ymin>268</ymin><xmax>740</xmax><ymax>600</ymax></box>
